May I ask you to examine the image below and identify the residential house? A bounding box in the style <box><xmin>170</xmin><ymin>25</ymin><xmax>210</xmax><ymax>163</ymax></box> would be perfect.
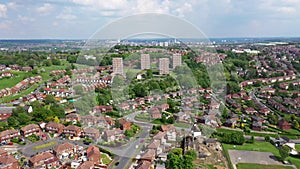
<box><xmin>141</xmin><ymin>149</ymin><xmax>156</xmax><ymax>162</ymax></box>
<box><xmin>63</xmin><ymin>125</ymin><xmax>82</xmax><ymax>137</ymax></box>
<box><xmin>0</xmin><ymin>148</ymin><xmax>8</xmax><ymax>157</ymax></box>
<box><xmin>80</xmin><ymin>115</ymin><xmax>99</xmax><ymax>126</ymax></box>
<box><xmin>118</xmin><ymin>118</ymin><xmax>131</xmax><ymax>131</ymax></box>
<box><xmin>136</xmin><ymin>160</ymin><xmax>151</xmax><ymax>169</ymax></box>
<box><xmin>244</xmin><ymin>107</ymin><xmax>257</xmax><ymax>114</ymax></box>
<box><xmin>153</xmin><ymin>132</ymin><xmax>166</xmax><ymax>144</ymax></box>
<box><xmin>20</xmin><ymin>124</ymin><xmax>41</xmax><ymax>137</ymax></box>
<box><xmin>102</xmin><ymin>128</ymin><xmax>123</xmax><ymax>142</ymax></box>
<box><xmin>45</xmin><ymin>122</ymin><xmax>65</xmax><ymax>134</ymax></box>
<box><xmin>29</xmin><ymin>152</ymin><xmax>59</xmax><ymax>169</ymax></box>
<box><xmin>0</xmin><ymin>107</ymin><xmax>13</xmax><ymax>121</ymax></box>
<box><xmin>0</xmin><ymin>129</ymin><xmax>19</xmax><ymax>143</ymax></box>
<box><xmin>160</xmin><ymin>124</ymin><xmax>176</xmax><ymax>142</ymax></box>
<box><xmin>87</xmin><ymin>146</ymin><xmax>101</xmax><ymax>164</ymax></box>
<box><xmin>83</xmin><ymin>127</ymin><xmax>100</xmax><ymax>140</ymax></box>
<box><xmin>65</xmin><ymin>113</ymin><xmax>80</xmax><ymax>123</ymax></box>
<box><xmin>0</xmin><ymin>155</ymin><xmax>20</xmax><ymax>169</ymax></box>
<box><xmin>53</xmin><ymin>142</ymin><xmax>76</xmax><ymax>159</ymax></box>
<box><xmin>252</xmin><ymin>121</ymin><xmax>262</xmax><ymax>131</ymax></box>
<box><xmin>149</xmin><ymin>108</ymin><xmax>161</xmax><ymax>119</ymax></box>
<box><xmin>77</xmin><ymin>161</ymin><xmax>94</xmax><ymax>169</ymax></box>
<box><xmin>147</xmin><ymin>139</ymin><xmax>162</xmax><ymax>155</ymax></box>
<box><xmin>93</xmin><ymin>105</ymin><xmax>113</xmax><ymax>114</ymax></box>
<box><xmin>278</xmin><ymin>119</ymin><xmax>291</xmax><ymax>130</ymax></box>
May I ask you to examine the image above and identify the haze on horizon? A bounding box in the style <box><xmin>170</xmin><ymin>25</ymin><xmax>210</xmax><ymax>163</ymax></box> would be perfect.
<box><xmin>0</xmin><ymin>0</ymin><xmax>300</xmax><ymax>39</ymax></box>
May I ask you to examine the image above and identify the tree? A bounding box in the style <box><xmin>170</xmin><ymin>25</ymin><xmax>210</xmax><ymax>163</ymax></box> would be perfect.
<box><xmin>45</xmin><ymin>95</ymin><xmax>56</xmax><ymax>105</ymax></box>
<box><xmin>182</xmin><ymin>155</ymin><xmax>194</xmax><ymax>169</ymax></box>
<box><xmin>186</xmin><ymin>150</ymin><xmax>197</xmax><ymax>160</ymax></box>
<box><xmin>279</xmin><ymin>145</ymin><xmax>290</xmax><ymax>162</ymax></box>
<box><xmin>125</xmin><ymin>129</ymin><xmax>134</xmax><ymax>137</ymax></box>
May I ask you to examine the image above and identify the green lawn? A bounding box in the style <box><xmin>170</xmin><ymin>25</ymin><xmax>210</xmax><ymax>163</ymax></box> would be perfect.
<box><xmin>101</xmin><ymin>153</ymin><xmax>112</xmax><ymax>164</ymax></box>
<box><xmin>286</xmin><ymin>156</ymin><xmax>300</xmax><ymax>169</ymax></box>
<box><xmin>222</xmin><ymin>142</ymin><xmax>280</xmax><ymax>157</ymax></box>
<box><xmin>0</xmin><ymin>72</ymin><xmax>29</xmax><ymax>89</ymax></box>
<box><xmin>295</xmin><ymin>144</ymin><xmax>300</xmax><ymax>152</ymax></box>
<box><xmin>32</xmin><ymin>141</ymin><xmax>58</xmax><ymax>150</ymax></box>
<box><xmin>237</xmin><ymin>163</ymin><xmax>293</xmax><ymax>169</ymax></box>
<box><xmin>174</xmin><ymin>122</ymin><xmax>191</xmax><ymax>128</ymax></box>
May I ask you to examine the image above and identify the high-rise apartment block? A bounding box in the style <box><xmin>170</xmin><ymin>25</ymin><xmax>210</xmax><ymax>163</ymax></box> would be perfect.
<box><xmin>172</xmin><ymin>53</ymin><xmax>182</xmax><ymax>68</ymax></box>
<box><xmin>113</xmin><ymin>57</ymin><xmax>123</xmax><ymax>75</ymax></box>
<box><xmin>141</xmin><ymin>54</ymin><xmax>150</xmax><ymax>70</ymax></box>
<box><xmin>159</xmin><ymin>58</ymin><xmax>170</xmax><ymax>75</ymax></box>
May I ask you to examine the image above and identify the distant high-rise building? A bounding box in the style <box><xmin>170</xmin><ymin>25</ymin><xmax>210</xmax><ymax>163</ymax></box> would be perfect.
<box><xmin>159</xmin><ymin>58</ymin><xmax>170</xmax><ymax>75</ymax></box>
<box><xmin>113</xmin><ymin>57</ymin><xmax>123</xmax><ymax>75</ymax></box>
<box><xmin>172</xmin><ymin>53</ymin><xmax>182</xmax><ymax>68</ymax></box>
<box><xmin>141</xmin><ymin>54</ymin><xmax>150</xmax><ymax>70</ymax></box>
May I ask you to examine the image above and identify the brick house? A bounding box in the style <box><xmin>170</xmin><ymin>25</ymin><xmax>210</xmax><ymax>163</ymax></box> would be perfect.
<box><xmin>65</xmin><ymin>113</ymin><xmax>81</xmax><ymax>123</ymax></box>
<box><xmin>83</xmin><ymin>127</ymin><xmax>100</xmax><ymax>140</ymax></box>
<box><xmin>87</xmin><ymin>145</ymin><xmax>101</xmax><ymax>164</ymax></box>
<box><xmin>29</xmin><ymin>152</ymin><xmax>59</xmax><ymax>169</ymax></box>
<box><xmin>0</xmin><ymin>154</ymin><xmax>20</xmax><ymax>169</ymax></box>
<box><xmin>93</xmin><ymin>105</ymin><xmax>113</xmax><ymax>113</ymax></box>
<box><xmin>102</xmin><ymin>128</ymin><xmax>123</xmax><ymax>142</ymax></box>
<box><xmin>53</xmin><ymin>142</ymin><xmax>76</xmax><ymax>159</ymax></box>
<box><xmin>63</xmin><ymin>125</ymin><xmax>82</xmax><ymax>137</ymax></box>
<box><xmin>118</xmin><ymin>118</ymin><xmax>131</xmax><ymax>131</ymax></box>
<box><xmin>252</xmin><ymin>121</ymin><xmax>262</xmax><ymax>131</ymax></box>
<box><xmin>0</xmin><ymin>129</ymin><xmax>19</xmax><ymax>143</ymax></box>
<box><xmin>0</xmin><ymin>107</ymin><xmax>13</xmax><ymax>121</ymax></box>
<box><xmin>45</xmin><ymin>122</ymin><xmax>65</xmax><ymax>134</ymax></box>
<box><xmin>20</xmin><ymin>124</ymin><xmax>41</xmax><ymax>137</ymax></box>
<box><xmin>141</xmin><ymin>149</ymin><xmax>156</xmax><ymax>162</ymax></box>
<box><xmin>149</xmin><ymin>108</ymin><xmax>161</xmax><ymax>119</ymax></box>
<box><xmin>278</xmin><ymin>119</ymin><xmax>291</xmax><ymax>130</ymax></box>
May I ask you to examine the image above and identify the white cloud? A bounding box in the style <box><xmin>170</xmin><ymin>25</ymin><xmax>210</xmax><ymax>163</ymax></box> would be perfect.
<box><xmin>71</xmin><ymin>0</ymin><xmax>127</xmax><ymax>10</ymax></box>
<box><xmin>276</xmin><ymin>6</ymin><xmax>296</xmax><ymax>14</ymax></box>
<box><xmin>56</xmin><ymin>7</ymin><xmax>77</xmax><ymax>20</ymax></box>
<box><xmin>18</xmin><ymin>15</ymin><xmax>35</xmax><ymax>22</ymax></box>
<box><xmin>36</xmin><ymin>3</ymin><xmax>54</xmax><ymax>14</ymax></box>
<box><xmin>0</xmin><ymin>4</ymin><xmax>7</xmax><ymax>18</ymax></box>
<box><xmin>7</xmin><ymin>2</ymin><xmax>18</xmax><ymax>9</ymax></box>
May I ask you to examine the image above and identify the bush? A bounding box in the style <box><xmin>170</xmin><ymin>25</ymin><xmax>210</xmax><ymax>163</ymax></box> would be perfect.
<box><xmin>222</xmin><ymin>132</ymin><xmax>245</xmax><ymax>145</ymax></box>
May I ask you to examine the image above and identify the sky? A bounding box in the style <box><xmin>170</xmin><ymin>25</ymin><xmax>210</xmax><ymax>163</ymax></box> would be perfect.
<box><xmin>0</xmin><ymin>0</ymin><xmax>299</xmax><ymax>39</ymax></box>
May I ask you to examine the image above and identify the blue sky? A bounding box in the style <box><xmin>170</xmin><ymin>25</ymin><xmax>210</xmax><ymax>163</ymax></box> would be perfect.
<box><xmin>0</xmin><ymin>0</ymin><xmax>299</xmax><ymax>39</ymax></box>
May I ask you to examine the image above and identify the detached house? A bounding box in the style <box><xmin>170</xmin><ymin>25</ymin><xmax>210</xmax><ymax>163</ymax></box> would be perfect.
<box><xmin>87</xmin><ymin>146</ymin><xmax>101</xmax><ymax>164</ymax></box>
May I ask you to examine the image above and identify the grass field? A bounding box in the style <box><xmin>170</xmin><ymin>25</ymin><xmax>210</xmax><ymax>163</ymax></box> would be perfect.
<box><xmin>295</xmin><ymin>144</ymin><xmax>300</xmax><ymax>152</ymax></box>
<box><xmin>32</xmin><ymin>141</ymin><xmax>58</xmax><ymax>150</ymax></box>
<box><xmin>101</xmin><ymin>153</ymin><xmax>112</xmax><ymax>164</ymax></box>
<box><xmin>237</xmin><ymin>163</ymin><xmax>294</xmax><ymax>169</ymax></box>
<box><xmin>222</xmin><ymin>142</ymin><xmax>280</xmax><ymax>157</ymax></box>
<box><xmin>286</xmin><ymin>156</ymin><xmax>300</xmax><ymax>169</ymax></box>
<box><xmin>174</xmin><ymin>122</ymin><xmax>191</xmax><ymax>128</ymax></box>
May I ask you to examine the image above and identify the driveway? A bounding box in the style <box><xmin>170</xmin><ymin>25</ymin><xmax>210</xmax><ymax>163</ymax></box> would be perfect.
<box><xmin>228</xmin><ymin>150</ymin><xmax>282</xmax><ymax>169</ymax></box>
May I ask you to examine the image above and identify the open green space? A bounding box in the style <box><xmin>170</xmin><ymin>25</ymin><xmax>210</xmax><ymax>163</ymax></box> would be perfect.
<box><xmin>222</xmin><ymin>141</ymin><xmax>280</xmax><ymax>157</ymax></box>
<box><xmin>174</xmin><ymin>122</ymin><xmax>191</xmax><ymax>128</ymax></box>
<box><xmin>286</xmin><ymin>156</ymin><xmax>300</xmax><ymax>169</ymax></box>
<box><xmin>236</xmin><ymin>163</ymin><xmax>293</xmax><ymax>169</ymax></box>
<box><xmin>101</xmin><ymin>153</ymin><xmax>112</xmax><ymax>164</ymax></box>
<box><xmin>32</xmin><ymin>141</ymin><xmax>58</xmax><ymax>150</ymax></box>
<box><xmin>295</xmin><ymin>144</ymin><xmax>300</xmax><ymax>152</ymax></box>
<box><xmin>0</xmin><ymin>72</ymin><xmax>28</xmax><ymax>89</ymax></box>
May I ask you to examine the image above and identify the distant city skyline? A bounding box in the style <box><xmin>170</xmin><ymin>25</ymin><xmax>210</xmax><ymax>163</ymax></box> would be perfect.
<box><xmin>0</xmin><ymin>0</ymin><xmax>300</xmax><ymax>39</ymax></box>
